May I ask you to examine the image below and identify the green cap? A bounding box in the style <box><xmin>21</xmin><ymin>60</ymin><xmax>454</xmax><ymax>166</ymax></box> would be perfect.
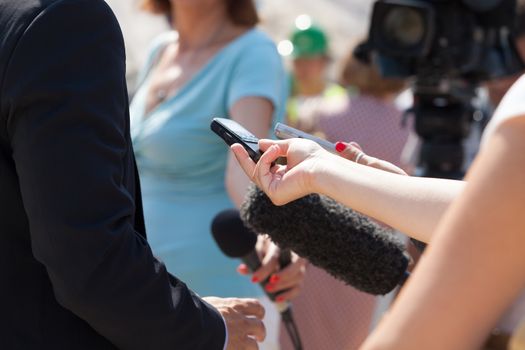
<box><xmin>290</xmin><ymin>22</ymin><xmax>328</xmax><ymax>58</ymax></box>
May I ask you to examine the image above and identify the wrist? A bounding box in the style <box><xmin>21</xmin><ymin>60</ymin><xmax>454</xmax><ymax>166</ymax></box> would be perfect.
<box><xmin>307</xmin><ymin>152</ymin><xmax>340</xmax><ymax>197</ymax></box>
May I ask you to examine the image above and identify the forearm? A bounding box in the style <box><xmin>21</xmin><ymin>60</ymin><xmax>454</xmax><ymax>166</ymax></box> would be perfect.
<box><xmin>226</xmin><ymin>161</ymin><xmax>252</xmax><ymax>207</ymax></box>
<box><xmin>48</xmin><ymin>233</ymin><xmax>226</xmax><ymax>349</ymax></box>
<box><xmin>313</xmin><ymin>154</ymin><xmax>465</xmax><ymax>242</ymax></box>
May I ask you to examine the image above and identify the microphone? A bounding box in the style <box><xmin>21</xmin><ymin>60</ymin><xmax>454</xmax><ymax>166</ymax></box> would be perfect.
<box><xmin>210</xmin><ymin>208</ymin><xmax>291</xmax><ymax>311</ymax></box>
<box><xmin>211</xmin><ymin>209</ymin><xmax>304</xmax><ymax>350</ymax></box>
<box><xmin>240</xmin><ymin>185</ymin><xmax>411</xmax><ymax>296</ymax></box>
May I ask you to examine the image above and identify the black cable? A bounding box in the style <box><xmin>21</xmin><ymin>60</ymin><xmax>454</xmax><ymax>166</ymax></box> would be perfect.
<box><xmin>277</xmin><ymin>250</ymin><xmax>303</xmax><ymax>350</ymax></box>
<box><xmin>281</xmin><ymin>307</ymin><xmax>303</xmax><ymax>350</ymax></box>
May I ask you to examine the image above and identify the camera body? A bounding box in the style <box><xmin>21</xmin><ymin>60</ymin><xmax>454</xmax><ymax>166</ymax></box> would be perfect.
<box><xmin>368</xmin><ymin>0</ymin><xmax>521</xmax><ymax>81</ymax></box>
<box><xmin>365</xmin><ymin>0</ymin><xmax>523</xmax><ymax>178</ymax></box>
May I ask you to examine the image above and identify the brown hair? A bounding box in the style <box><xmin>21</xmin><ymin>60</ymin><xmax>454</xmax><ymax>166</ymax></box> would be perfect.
<box><xmin>140</xmin><ymin>0</ymin><xmax>259</xmax><ymax>27</ymax></box>
<box><xmin>339</xmin><ymin>52</ymin><xmax>406</xmax><ymax>99</ymax></box>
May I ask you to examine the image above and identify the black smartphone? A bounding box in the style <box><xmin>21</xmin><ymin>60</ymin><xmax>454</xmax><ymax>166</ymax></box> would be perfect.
<box><xmin>210</xmin><ymin>117</ymin><xmax>262</xmax><ymax>162</ymax></box>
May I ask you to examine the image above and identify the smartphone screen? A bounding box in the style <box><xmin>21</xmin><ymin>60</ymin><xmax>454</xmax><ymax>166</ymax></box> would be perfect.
<box><xmin>210</xmin><ymin>118</ymin><xmax>262</xmax><ymax>162</ymax></box>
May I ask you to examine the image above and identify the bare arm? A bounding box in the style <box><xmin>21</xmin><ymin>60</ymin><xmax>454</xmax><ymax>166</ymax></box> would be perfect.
<box><xmin>233</xmin><ymin>138</ymin><xmax>465</xmax><ymax>243</ymax></box>
<box><xmin>361</xmin><ymin>116</ymin><xmax>525</xmax><ymax>350</ymax></box>
<box><xmin>314</xmin><ymin>154</ymin><xmax>465</xmax><ymax>243</ymax></box>
<box><xmin>226</xmin><ymin>96</ymin><xmax>273</xmax><ymax>207</ymax></box>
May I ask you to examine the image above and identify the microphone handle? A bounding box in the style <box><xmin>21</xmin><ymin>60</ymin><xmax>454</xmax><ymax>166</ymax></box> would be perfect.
<box><xmin>241</xmin><ymin>250</ymin><xmax>291</xmax><ymax>311</ymax></box>
<box><xmin>241</xmin><ymin>250</ymin><xmax>263</xmax><ymax>273</ymax></box>
<box><xmin>276</xmin><ymin>249</ymin><xmax>303</xmax><ymax>350</ymax></box>
<box><xmin>241</xmin><ymin>249</ymin><xmax>302</xmax><ymax>350</ymax></box>
<box><xmin>241</xmin><ymin>247</ymin><xmax>292</xmax><ymax>273</ymax></box>
<box><xmin>278</xmin><ymin>248</ymin><xmax>292</xmax><ymax>269</ymax></box>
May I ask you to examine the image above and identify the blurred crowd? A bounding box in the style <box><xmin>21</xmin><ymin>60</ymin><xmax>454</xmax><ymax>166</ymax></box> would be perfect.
<box><xmin>3</xmin><ymin>0</ymin><xmax>523</xmax><ymax>348</ymax></box>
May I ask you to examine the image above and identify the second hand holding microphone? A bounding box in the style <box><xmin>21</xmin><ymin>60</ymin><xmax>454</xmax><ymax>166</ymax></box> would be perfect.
<box><xmin>211</xmin><ymin>209</ymin><xmax>303</xmax><ymax>350</ymax></box>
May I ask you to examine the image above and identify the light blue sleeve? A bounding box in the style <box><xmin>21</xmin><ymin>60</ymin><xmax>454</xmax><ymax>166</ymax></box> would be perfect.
<box><xmin>227</xmin><ymin>39</ymin><xmax>287</xmax><ymax>125</ymax></box>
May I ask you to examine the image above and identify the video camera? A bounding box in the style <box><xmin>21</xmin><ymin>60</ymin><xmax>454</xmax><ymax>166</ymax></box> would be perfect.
<box><xmin>362</xmin><ymin>0</ymin><xmax>523</xmax><ymax>178</ymax></box>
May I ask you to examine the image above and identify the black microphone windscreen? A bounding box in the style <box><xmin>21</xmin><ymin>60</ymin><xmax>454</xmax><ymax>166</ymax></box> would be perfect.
<box><xmin>240</xmin><ymin>185</ymin><xmax>410</xmax><ymax>295</ymax></box>
<box><xmin>211</xmin><ymin>208</ymin><xmax>257</xmax><ymax>258</ymax></box>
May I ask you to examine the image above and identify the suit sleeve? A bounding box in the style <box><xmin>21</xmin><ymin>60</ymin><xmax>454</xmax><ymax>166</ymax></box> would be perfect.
<box><xmin>2</xmin><ymin>0</ymin><xmax>225</xmax><ymax>348</ymax></box>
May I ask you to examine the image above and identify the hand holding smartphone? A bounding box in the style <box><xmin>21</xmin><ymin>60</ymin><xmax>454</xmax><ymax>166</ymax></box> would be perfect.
<box><xmin>211</xmin><ymin>118</ymin><xmax>337</xmax><ymax>163</ymax></box>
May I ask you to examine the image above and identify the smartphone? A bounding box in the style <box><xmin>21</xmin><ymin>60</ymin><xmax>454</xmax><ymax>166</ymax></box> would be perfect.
<box><xmin>274</xmin><ymin>122</ymin><xmax>337</xmax><ymax>153</ymax></box>
<box><xmin>210</xmin><ymin>117</ymin><xmax>262</xmax><ymax>162</ymax></box>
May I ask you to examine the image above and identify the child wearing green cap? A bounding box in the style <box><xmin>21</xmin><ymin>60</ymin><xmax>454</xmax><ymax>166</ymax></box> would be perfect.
<box><xmin>283</xmin><ymin>16</ymin><xmax>346</xmax><ymax>135</ymax></box>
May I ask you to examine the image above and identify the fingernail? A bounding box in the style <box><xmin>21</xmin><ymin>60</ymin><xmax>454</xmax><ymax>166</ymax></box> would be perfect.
<box><xmin>237</xmin><ymin>264</ymin><xmax>249</xmax><ymax>274</ymax></box>
<box><xmin>276</xmin><ymin>296</ymin><xmax>285</xmax><ymax>302</ymax></box>
<box><xmin>251</xmin><ymin>276</ymin><xmax>259</xmax><ymax>283</ymax></box>
<box><xmin>269</xmin><ymin>275</ymin><xmax>280</xmax><ymax>284</ymax></box>
<box><xmin>265</xmin><ymin>284</ymin><xmax>275</xmax><ymax>292</ymax></box>
<box><xmin>335</xmin><ymin>141</ymin><xmax>347</xmax><ymax>153</ymax></box>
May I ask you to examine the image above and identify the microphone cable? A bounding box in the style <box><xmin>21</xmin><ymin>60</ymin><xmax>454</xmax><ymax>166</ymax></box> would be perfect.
<box><xmin>277</xmin><ymin>249</ymin><xmax>303</xmax><ymax>350</ymax></box>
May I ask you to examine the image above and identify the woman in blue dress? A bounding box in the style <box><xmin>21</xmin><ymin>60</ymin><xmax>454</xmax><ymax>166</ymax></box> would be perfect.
<box><xmin>131</xmin><ymin>1</ymin><xmax>307</xmax><ymax>348</ymax></box>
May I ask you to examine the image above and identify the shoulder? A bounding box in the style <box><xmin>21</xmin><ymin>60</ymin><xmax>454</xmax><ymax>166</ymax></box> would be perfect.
<box><xmin>242</xmin><ymin>29</ymin><xmax>276</xmax><ymax>45</ymax></box>
<box><xmin>0</xmin><ymin>0</ymin><xmax>117</xmax><ymax>36</ymax></box>
<box><xmin>482</xmin><ymin>74</ymin><xmax>525</xmax><ymax>146</ymax></box>
<box><xmin>227</xmin><ymin>29</ymin><xmax>282</xmax><ymax>75</ymax></box>
<box><xmin>2</xmin><ymin>0</ymin><xmax>124</xmax><ymax>80</ymax></box>
<box><xmin>493</xmin><ymin>74</ymin><xmax>525</xmax><ymax>119</ymax></box>
<box><xmin>0</xmin><ymin>0</ymin><xmax>67</xmax><ymax>31</ymax></box>
<box><xmin>232</xmin><ymin>28</ymin><xmax>279</xmax><ymax>56</ymax></box>
<box><xmin>0</xmin><ymin>0</ymin><xmax>121</xmax><ymax>67</ymax></box>
<box><xmin>0</xmin><ymin>0</ymin><xmax>121</xmax><ymax>131</ymax></box>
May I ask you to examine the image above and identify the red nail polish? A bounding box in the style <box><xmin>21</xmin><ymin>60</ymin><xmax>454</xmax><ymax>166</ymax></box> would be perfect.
<box><xmin>276</xmin><ymin>296</ymin><xmax>285</xmax><ymax>302</ymax></box>
<box><xmin>335</xmin><ymin>142</ymin><xmax>347</xmax><ymax>153</ymax></box>
<box><xmin>265</xmin><ymin>284</ymin><xmax>274</xmax><ymax>292</ymax></box>
<box><xmin>251</xmin><ymin>276</ymin><xmax>259</xmax><ymax>283</ymax></box>
<box><xmin>269</xmin><ymin>275</ymin><xmax>280</xmax><ymax>284</ymax></box>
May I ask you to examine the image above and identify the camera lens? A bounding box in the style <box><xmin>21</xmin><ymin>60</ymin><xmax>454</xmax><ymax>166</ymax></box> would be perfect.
<box><xmin>383</xmin><ymin>7</ymin><xmax>425</xmax><ymax>48</ymax></box>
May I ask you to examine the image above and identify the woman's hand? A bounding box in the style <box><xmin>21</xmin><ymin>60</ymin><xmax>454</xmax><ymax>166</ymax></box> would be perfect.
<box><xmin>237</xmin><ymin>235</ymin><xmax>307</xmax><ymax>302</ymax></box>
<box><xmin>335</xmin><ymin>141</ymin><xmax>408</xmax><ymax>176</ymax></box>
<box><xmin>231</xmin><ymin>138</ymin><xmax>331</xmax><ymax>205</ymax></box>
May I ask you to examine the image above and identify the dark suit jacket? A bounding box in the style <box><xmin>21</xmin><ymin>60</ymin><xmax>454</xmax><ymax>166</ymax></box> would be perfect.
<box><xmin>0</xmin><ymin>0</ymin><xmax>226</xmax><ymax>348</ymax></box>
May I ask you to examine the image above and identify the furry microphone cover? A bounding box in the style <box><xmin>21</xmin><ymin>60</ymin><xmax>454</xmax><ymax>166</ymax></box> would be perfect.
<box><xmin>240</xmin><ymin>185</ymin><xmax>410</xmax><ymax>295</ymax></box>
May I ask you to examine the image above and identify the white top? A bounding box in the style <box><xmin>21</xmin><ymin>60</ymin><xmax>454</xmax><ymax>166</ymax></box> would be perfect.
<box><xmin>481</xmin><ymin>74</ymin><xmax>525</xmax><ymax>147</ymax></box>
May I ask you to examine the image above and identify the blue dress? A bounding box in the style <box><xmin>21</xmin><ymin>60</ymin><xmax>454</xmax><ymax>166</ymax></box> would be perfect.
<box><xmin>130</xmin><ymin>29</ymin><xmax>286</xmax><ymax>297</ymax></box>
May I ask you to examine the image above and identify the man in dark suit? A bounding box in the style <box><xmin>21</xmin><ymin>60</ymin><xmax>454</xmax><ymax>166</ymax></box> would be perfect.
<box><xmin>0</xmin><ymin>0</ymin><xmax>265</xmax><ymax>349</ymax></box>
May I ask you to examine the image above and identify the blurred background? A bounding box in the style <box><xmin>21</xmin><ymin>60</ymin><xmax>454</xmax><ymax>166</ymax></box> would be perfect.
<box><xmin>106</xmin><ymin>0</ymin><xmax>375</xmax><ymax>93</ymax></box>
